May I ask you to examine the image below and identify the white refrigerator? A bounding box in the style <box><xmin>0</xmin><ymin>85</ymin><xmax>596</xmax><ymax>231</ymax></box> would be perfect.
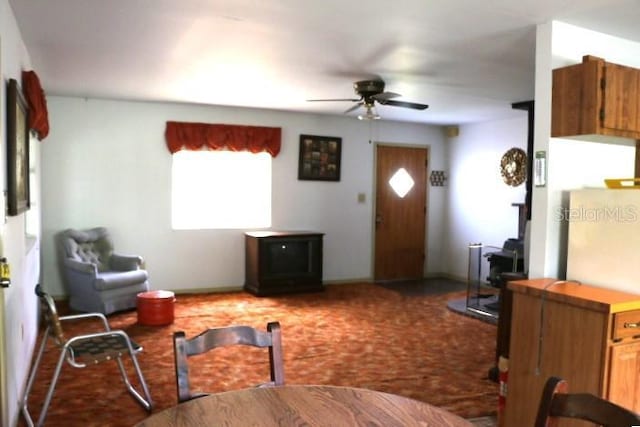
<box><xmin>566</xmin><ymin>188</ymin><xmax>640</xmax><ymax>295</ymax></box>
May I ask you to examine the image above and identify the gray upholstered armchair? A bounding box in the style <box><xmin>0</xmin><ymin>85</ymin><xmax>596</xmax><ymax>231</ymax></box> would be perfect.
<box><xmin>59</xmin><ymin>227</ymin><xmax>150</xmax><ymax>314</ymax></box>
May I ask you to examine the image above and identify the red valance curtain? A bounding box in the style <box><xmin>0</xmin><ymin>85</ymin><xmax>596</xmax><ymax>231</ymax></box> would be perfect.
<box><xmin>165</xmin><ymin>121</ymin><xmax>281</xmax><ymax>157</ymax></box>
<box><xmin>22</xmin><ymin>70</ymin><xmax>50</xmax><ymax>140</ymax></box>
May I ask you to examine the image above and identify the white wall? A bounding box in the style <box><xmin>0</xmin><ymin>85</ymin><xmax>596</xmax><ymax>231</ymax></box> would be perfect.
<box><xmin>41</xmin><ymin>97</ymin><xmax>448</xmax><ymax>297</ymax></box>
<box><xmin>529</xmin><ymin>21</ymin><xmax>639</xmax><ymax>279</ymax></box>
<box><xmin>1</xmin><ymin>1</ymin><xmax>42</xmax><ymax>426</ymax></box>
<box><xmin>445</xmin><ymin>115</ymin><xmax>528</xmax><ymax>280</ymax></box>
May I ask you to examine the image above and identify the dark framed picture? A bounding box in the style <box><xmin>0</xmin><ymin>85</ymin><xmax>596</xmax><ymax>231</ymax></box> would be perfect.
<box><xmin>6</xmin><ymin>78</ymin><xmax>30</xmax><ymax>216</ymax></box>
<box><xmin>298</xmin><ymin>134</ymin><xmax>341</xmax><ymax>181</ymax></box>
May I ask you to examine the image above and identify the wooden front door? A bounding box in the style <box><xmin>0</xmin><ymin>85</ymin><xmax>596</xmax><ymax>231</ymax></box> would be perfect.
<box><xmin>374</xmin><ymin>145</ymin><xmax>427</xmax><ymax>281</ymax></box>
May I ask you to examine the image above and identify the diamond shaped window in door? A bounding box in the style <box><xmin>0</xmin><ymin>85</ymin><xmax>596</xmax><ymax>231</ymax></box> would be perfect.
<box><xmin>389</xmin><ymin>168</ymin><xmax>414</xmax><ymax>198</ymax></box>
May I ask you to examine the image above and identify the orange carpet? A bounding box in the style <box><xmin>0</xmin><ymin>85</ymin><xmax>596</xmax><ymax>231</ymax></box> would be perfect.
<box><xmin>20</xmin><ymin>282</ymin><xmax>498</xmax><ymax>426</ymax></box>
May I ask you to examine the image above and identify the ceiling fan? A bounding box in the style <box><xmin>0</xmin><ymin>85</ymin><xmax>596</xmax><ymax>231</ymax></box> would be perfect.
<box><xmin>307</xmin><ymin>79</ymin><xmax>429</xmax><ymax>120</ymax></box>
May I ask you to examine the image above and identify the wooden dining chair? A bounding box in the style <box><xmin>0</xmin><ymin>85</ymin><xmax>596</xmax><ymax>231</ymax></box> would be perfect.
<box><xmin>535</xmin><ymin>376</ymin><xmax>640</xmax><ymax>427</ymax></box>
<box><xmin>173</xmin><ymin>322</ymin><xmax>284</xmax><ymax>403</ymax></box>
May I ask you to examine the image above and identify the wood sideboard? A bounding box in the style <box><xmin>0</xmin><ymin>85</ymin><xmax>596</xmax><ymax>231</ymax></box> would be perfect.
<box><xmin>504</xmin><ymin>278</ymin><xmax>640</xmax><ymax>426</ymax></box>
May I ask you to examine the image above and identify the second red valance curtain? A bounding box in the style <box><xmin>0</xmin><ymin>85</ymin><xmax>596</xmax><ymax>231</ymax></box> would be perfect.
<box><xmin>165</xmin><ymin>121</ymin><xmax>281</xmax><ymax>157</ymax></box>
<box><xmin>22</xmin><ymin>70</ymin><xmax>50</xmax><ymax>140</ymax></box>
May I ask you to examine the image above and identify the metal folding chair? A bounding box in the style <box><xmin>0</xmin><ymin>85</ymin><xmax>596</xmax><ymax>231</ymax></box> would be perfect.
<box><xmin>21</xmin><ymin>285</ymin><xmax>153</xmax><ymax>426</ymax></box>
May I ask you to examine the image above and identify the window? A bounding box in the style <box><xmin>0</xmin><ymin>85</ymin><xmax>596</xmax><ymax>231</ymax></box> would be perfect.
<box><xmin>171</xmin><ymin>150</ymin><xmax>271</xmax><ymax>229</ymax></box>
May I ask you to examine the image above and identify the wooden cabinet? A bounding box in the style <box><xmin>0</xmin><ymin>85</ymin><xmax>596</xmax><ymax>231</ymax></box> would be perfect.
<box><xmin>609</xmin><ymin>341</ymin><xmax>640</xmax><ymax>411</ymax></box>
<box><xmin>244</xmin><ymin>231</ymin><xmax>324</xmax><ymax>296</ymax></box>
<box><xmin>504</xmin><ymin>278</ymin><xmax>640</xmax><ymax>427</ymax></box>
<box><xmin>552</xmin><ymin>55</ymin><xmax>640</xmax><ymax>139</ymax></box>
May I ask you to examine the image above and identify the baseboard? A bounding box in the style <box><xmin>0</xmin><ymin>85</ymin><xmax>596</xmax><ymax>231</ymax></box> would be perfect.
<box><xmin>172</xmin><ymin>285</ymin><xmax>243</xmax><ymax>295</ymax></box>
<box><xmin>52</xmin><ymin>275</ymin><xmax>468</xmax><ymax>300</ymax></box>
<box><xmin>322</xmin><ymin>277</ymin><xmax>372</xmax><ymax>285</ymax></box>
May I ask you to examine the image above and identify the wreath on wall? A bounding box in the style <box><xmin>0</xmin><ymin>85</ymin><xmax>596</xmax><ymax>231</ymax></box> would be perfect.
<box><xmin>500</xmin><ymin>147</ymin><xmax>527</xmax><ymax>187</ymax></box>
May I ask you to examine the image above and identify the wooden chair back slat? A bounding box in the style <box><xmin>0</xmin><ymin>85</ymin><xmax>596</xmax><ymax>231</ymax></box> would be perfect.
<box><xmin>173</xmin><ymin>321</ymin><xmax>284</xmax><ymax>403</ymax></box>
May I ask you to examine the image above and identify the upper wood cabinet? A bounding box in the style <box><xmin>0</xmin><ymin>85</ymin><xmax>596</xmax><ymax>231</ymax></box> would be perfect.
<box><xmin>552</xmin><ymin>55</ymin><xmax>640</xmax><ymax>139</ymax></box>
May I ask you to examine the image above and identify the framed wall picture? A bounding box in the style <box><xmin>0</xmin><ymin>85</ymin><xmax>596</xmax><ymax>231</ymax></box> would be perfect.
<box><xmin>298</xmin><ymin>134</ymin><xmax>341</xmax><ymax>181</ymax></box>
<box><xmin>6</xmin><ymin>78</ymin><xmax>30</xmax><ymax>216</ymax></box>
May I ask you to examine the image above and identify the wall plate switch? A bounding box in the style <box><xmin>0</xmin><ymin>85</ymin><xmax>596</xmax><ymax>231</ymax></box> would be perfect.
<box><xmin>534</xmin><ymin>151</ymin><xmax>546</xmax><ymax>187</ymax></box>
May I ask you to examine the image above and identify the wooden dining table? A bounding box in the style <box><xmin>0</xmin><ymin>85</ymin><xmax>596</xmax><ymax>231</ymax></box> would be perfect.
<box><xmin>135</xmin><ymin>385</ymin><xmax>473</xmax><ymax>426</ymax></box>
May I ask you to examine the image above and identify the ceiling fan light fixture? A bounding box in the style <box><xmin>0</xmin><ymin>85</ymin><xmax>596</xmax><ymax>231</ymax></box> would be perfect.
<box><xmin>358</xmin><ymin>105</ymin><xmax>380</xmax><ymax>121</ymax></box>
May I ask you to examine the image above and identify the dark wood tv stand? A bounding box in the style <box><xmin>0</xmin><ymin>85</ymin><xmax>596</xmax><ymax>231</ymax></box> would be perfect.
<box><xmin>244</xmin><ymin>231</ymin><xmax>324</xmax><ymax>296</ymax></box>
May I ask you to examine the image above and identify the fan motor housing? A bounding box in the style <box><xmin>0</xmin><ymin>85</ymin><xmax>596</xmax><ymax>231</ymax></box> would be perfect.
<box><xmin>354</xmin><ymin>80</ymin><xmax>385</xmax><ymax>97</ymax></box>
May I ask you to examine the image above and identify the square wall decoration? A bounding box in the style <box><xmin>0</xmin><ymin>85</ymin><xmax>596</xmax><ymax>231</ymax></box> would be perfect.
<box><xmin>298</xmin><ymin>134</ymin><xmax>341</xmax><ymax>181</ymax></box>
<box><xmin>429</xmin><ymin>170</ymin><xmax>447</xmax><ymax>187</ymax></box>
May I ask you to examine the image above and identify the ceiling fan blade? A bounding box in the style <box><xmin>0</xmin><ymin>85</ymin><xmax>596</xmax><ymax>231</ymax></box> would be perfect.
<box><xmin>372</xmin><ymin>92</ymin><xmax>400</xmax><ymax>101</ymax></box>
<box><xmin>378</xmin><ymin>99</ymin><xmax>429</xmax><ymax>110</ymax></box>
<box><xmin>344</xmin><ymin>102</ymin><xmax>364</xmax><ymax>114</ymax></box>
<box><xmin>307</xmin><ymin>98</ymin><xmax>361</xmax><ymax>102</ymax></box>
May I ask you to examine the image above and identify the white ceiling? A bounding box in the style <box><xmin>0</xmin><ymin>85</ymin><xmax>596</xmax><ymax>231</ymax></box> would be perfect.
<box><xmin>8</xmin><ymin>0</ymin><xmax>640</xmax><ymax>125</ymax></box>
